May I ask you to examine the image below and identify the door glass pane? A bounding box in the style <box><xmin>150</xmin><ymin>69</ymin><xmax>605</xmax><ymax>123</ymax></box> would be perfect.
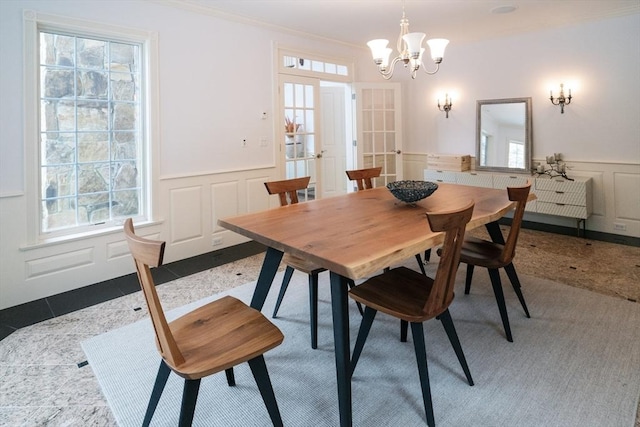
<box><xmin>284</xmin><ymin>83</ymin><xmax>294</xmax><ymax>107</ymax></box>
<box><xmin>384</xmin><ymin>89</ymin><xmax>394</xmax><ymax>109</ymax></box>
<box><xmin>362</xmin><ymin>133</ymin><xmax>373</xmax><ymax>153</ymax></box>
<box><xmin>386</xmin><ymin>132</ymin><xmax>396</xmax><ymax>151</ymax></box>
<box><xmin>362</xmin><ymin>89</ymin><xmax>372</xmax><ymax>109</ymax></box>
<box><xmin>384</xmin><ymin>111</ymin><xmax>395</xmax><ymax>131</ymax></box>
<box><xmin>373</xmin><ymin>90</ymin><xmax>384</xmax><ymax>109</ymax></box>
<box><xmin>374</xmin><ymin>132</ymin><xmax>384</xmax><ymax>152</ymax></box>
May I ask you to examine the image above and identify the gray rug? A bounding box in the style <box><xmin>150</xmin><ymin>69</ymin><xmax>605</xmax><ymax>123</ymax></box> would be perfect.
<box><xmin>82</xmin><ymin>265</ymin><xmax>640</xmax><ymax>426</ymax></box>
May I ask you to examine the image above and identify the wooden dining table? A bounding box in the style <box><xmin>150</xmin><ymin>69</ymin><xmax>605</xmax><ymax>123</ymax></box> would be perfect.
<box><xmin>218</xmin><ymin>183</ymin><xmax>533</xmax><ymax>427</ymax></box>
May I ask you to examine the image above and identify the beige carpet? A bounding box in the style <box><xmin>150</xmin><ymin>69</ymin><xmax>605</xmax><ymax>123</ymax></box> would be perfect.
<box><xmin>82</xmin><ymin>264</ymin><xmax>640</xmax><ymax>427</ymax></box>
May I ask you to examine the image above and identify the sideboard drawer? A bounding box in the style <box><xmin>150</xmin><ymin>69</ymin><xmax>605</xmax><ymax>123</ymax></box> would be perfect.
<box><xmin>537</xmin><ymin>201</ymin><xmax>589</xmax><ymax>219</ymax></box>
<box><xmin>535</xmin><ymin>177</ymin><xmax>585</xmax><ymax>193</ymax></box>
<box><xmin>424</xmin><ymin>169</ymin><xmax>456</xmax><ymax>183</ymax></box>
<box><xmin>536</xmin><ymin>190</ymin><xmax>586</xmax><ymax>205</ymax></box>
<box><xmin>455</xmin><ymin>172</ymin><xmax>493</xmax><ymax>188</ymax></box>
<box><xmin>492</xmin><ymin>174</ymin><xmax>531</xmax><ymax>189</ymax></box>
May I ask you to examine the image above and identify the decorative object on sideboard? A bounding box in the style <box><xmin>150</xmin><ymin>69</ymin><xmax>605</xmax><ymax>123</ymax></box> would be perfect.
<box><xmin>550</xmin><ymin>83</ymin><xmax>572</xmax><ymax>114</ymax></box>
<box><xmin>438</xmin><ymin>93</ymin><xmax>452</xmax><ymax>118</ymax></box>
<box><xmin>387</xmin><ymin>180</ymin><xmax>439</xmax><ymax>205</ymax></box>
<box><xmin>367</xmin><ymin>2</ymin><xmax>448</xmax><ymax>80</ymax></box>
<box><xmin>534</xmin><ymin>153</ymin><xmax>574</xmax><ymax>181</ymax></box>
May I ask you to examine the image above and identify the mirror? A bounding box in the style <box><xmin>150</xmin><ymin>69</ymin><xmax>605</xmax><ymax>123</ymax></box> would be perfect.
<box><xmin>476</xmin><ymin>97</ymin><xmax>532</xmax><ymax>173</ymax></box>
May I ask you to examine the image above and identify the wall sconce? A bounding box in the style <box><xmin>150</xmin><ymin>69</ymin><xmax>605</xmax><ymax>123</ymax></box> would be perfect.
<box><xmin>550</xmin><ymin>83</ymin><xmax>572</xmax><ymax>114</ymax></box>
<box><xmin>438</xmin><ymin>93</ymin><xmax>452</xmax><ymax>118</ymax></box>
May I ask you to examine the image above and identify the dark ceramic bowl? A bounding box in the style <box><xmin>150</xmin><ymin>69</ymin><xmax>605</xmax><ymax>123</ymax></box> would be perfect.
<box><xmin>387</xmin><ymin>180</ymin><xmax>439</xmax><ymax>204</ymax></box>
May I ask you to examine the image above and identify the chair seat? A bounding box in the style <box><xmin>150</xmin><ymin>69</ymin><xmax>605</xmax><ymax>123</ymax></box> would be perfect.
<box><xmin>169</xmin><ymin>295</ymin><xmax>284</xmax><ymax>379</ymax></box>
<box><xmin>458</xmin><ymin>236</ymin><xmax>508</xmax><ymax>269</ymax></box>
<box><xmin>283</xmin><ymin>253</ymin><xmax>326</xmax><ymax>275</ymax></box>
<box><xmin>349</xmin><ymin>267</ymin><xmax>452</xmax><ymax>323</ymax></box>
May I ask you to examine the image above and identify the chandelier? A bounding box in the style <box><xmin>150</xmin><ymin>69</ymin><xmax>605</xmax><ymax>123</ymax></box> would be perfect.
<box><xmin>367</xmin><ymin>4</ymin><xmax>449</xmax><ymax>80</ymax></box>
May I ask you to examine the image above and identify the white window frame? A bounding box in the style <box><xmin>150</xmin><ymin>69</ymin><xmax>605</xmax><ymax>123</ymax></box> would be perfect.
<box><xmin>23</xmin><ymin>10</ymin><xmax>160</xmax><ymax>246</ymax></box>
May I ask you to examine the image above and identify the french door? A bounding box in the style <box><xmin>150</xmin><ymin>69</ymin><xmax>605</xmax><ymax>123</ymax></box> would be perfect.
<box><xmin>354</xmin><ymin>82</ymin><xmax>403</xmax><ymax>188</ymax></box>
<box><xmin>279</xmin><ymin>74</ymin><xmax>320</xmax><ymax>201</ymax></box>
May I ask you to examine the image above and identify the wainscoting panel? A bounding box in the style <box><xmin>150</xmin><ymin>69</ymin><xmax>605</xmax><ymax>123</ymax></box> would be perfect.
<box><xmin>211</xmin><ymin>181</ymin><xmax>240</xmax><ymax>233</ymax></box>
<box><xmin>170</xmin><ymin>186</ymin><xmax>203</xmax><ymax>244</ymax></box>
<box><xmin>25</xmin><ymin>247</ymin><xmax>94</xmax><ymax>279</ymax></box>
<box><xmin>246</xmin><ymin>176</ymin><xmax>272</xmax><ymax>212</ymax></box>
<box><xmin>614</xmin><ymin>172</ymin><xmax>640</xmax><ymax>221</ymax></box>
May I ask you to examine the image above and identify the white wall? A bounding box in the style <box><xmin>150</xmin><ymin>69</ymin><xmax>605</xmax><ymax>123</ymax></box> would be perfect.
<box><xmin>402</xmin><ymin>14</ymin><xmax>640</xmax><ymax>163</ymax></box>
<box><xmin>0</xmin><ymin>1</ymin><xmax>638</xmax><ymax>309</ymax></box>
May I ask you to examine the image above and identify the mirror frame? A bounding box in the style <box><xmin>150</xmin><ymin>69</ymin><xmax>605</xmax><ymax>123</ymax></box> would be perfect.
<box><xmin>476</xmin><ymin>97</ymin><xmax>532</xmax><ymax>173</ymax></box>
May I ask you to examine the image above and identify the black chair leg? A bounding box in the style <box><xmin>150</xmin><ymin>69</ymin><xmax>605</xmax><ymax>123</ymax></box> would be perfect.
<box><xmin>142</xmin><ymin>360</ymin><xmax>171</xmax><ymax>427</ymax></box>
<box><xmin>225</xmin><ymin>368</ymin><xmax>235</xmax><ymax>386</ymax></box>
<box><xmin>464</xmin><ymin>264</ymin><xmax>474</xmax><ymax>294</ymax></box>
<box><xmin>272</xmin><ymin>266</ymin><xmax>294</xmax><ymax>318</ymax></box>
<box><xmin>488</xmin><ymin>268</ymin><xmax>513</xmax><ymax>342</ymax></box>
<box><xmin>400</xmin><ymin>320</ymin><xmax>408</xmax><ymax>342</ymax></box>
<box><xmin>438</xmin><ymin>309</ymin><xmax>473</xmax><ymax>386</ymax></box>
<box><xmin>424</xmin><ymin>248</ymin><xmax>431</xmax><ymax>262</ymax></box>
<box><xmin>504</xmin><ymin>263</ymin><xmax>530</xmax><ymax>318</ymax></box>
<box><xmin>415</xmin><ymin>254</ymin><xmax>427</xmax><ymax>275</ymax></box>
<box><xmin>350</xmin><ymin>307</ymin><xmax>377</xmax><ymax>378</ymax></box>
<box><xmin>178</xmin><ymin>379</ymin><xmax>201</xmax><ymax>427</ymax></box>
<box><xmin>248</xmin><ymin>355</ymin><xmax>284</xmax><ymax>427</ymax></box>
<box><xmin>309</xmin><ymin>273</ymin><xmax>319</xmax><ymax>349</ymax></box>
<box><xmin>410</xmin><ymin>322</ymin><xmax>435</xmax><ymax>427</ymax></box>
<box><xmin>347</xmin><ymin>280</ymin><xmax>364</xmax><ymax>316</ymax></box>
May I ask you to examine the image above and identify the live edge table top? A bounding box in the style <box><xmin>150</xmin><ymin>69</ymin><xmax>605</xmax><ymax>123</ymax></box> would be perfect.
<box><xmin>218</xmin><ymin>183</ymin><xmax>532</xmax><ymax>281</ymax></box>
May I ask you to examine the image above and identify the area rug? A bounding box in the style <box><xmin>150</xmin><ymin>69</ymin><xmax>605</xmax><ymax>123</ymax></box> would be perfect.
<box><xmin>82</xmin><ymin>266</ymin><xmax>640</xmax><ymax>426</ymax></box>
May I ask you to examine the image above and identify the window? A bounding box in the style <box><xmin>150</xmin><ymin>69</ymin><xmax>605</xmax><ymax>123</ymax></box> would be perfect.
<box><xmin>40</xmin><ymin>32</ymin><xmax>143</xmax><ymax>233</ymax></box>
<box><xmin>508</xmin><ymin>139</ymin><xmax>525</xmax><ymax>168</ymax></box>
<box><xmin>24</xmin><ymin>11</ymin><xmax>157</xmax><ymax>243</ymax></box>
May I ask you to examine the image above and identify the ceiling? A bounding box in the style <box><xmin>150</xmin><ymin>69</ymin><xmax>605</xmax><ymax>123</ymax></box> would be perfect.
<box><xmin>165</xmin><ymin>0</ymin><xmax>640</xmax><ymax>47</ymax></box>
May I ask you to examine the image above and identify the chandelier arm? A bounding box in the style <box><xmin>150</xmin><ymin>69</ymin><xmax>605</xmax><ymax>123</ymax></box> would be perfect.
<box><xmin>419</xmin><ymin>62</ymin><xmax>441</xmax><ymax>75</ymax></box>
<box><xmin>378</xmin><ymin>56</ymin><xmax>403</xmax><ymax>79</ymax></box>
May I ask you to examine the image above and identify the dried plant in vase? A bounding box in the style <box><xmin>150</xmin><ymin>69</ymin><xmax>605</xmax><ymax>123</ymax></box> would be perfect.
<box><xmin>285</xmin><ymin>117</ymin><xmax>301</xmax><ymax>135</ymax></box>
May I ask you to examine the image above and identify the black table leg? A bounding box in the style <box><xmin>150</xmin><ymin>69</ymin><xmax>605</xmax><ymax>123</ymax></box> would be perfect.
<box><xmin>485</xmin><ymin>221</ymin><xmax>505</xmax><ymax>244</ymax></box>
<box><xmin>250</xmin><ymin>247</ymin><xmax>283</xmax><ymax>310</ymax></box>
<box><xmin>330</xmin><ymin>271</ymin><xmax>352</xmax><ymax>427</ymax></box>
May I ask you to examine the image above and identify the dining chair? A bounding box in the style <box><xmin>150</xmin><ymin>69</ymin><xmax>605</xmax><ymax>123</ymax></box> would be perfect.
<box><xmin>449</xmin><ymin>182</ymin><xmax>532</xmax><ymax>342</ymax></box>
<box><xmin>345</xmin><ymin>166</ymin><xmax>382</xmax><ymax>191</ymax></box>
<box><xmin>123</xmin><ymin>219</ymin><xmax>284</xmax><ymax>427</ymax></box>
<box><xmin>349</xmin><ymin>201</ymin><xmax>475</xmax><ymax>427</ymax></box>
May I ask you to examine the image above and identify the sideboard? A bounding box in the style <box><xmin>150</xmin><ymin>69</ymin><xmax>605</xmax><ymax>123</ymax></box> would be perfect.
<box><xmin>424</xmin><ymin>169</ymin><xmax>593</xmax><ymax>235</ymax></box>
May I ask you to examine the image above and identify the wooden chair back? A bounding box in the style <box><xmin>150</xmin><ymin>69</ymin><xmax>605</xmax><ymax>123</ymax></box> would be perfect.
<box><xmin>264</xmin><ymin>176</ymin><xmax>311</xmax><ymax>206</ymax></box>
<box><xmin>500</xmin><ymin>182</ymin><xmax>532</xmax><ymax>265</ymax></box>
<box><xmin>346</xmin><ymin>167</ymin><xmax>382</xmax><ymax>191</ymax></box>
<box><xmin>423</xmin><ymin>201</ymin><xmax>475</xmax><ymax>316</ymax></box>
<box><xmin>123</xmin><ymin>219</ymin><xmax>185</xmax><ymax>367</ymax></box>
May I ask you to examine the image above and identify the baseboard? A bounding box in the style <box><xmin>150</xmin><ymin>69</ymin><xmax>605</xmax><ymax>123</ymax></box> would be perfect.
<box><xmin>498</xmin><ymin>218</ymin><xmax>640</xmax><ymax>247</ymax></box>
